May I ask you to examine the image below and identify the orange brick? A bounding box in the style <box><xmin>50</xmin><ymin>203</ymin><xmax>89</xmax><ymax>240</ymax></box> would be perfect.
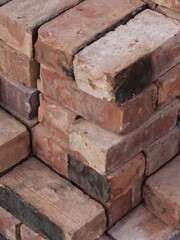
<box><xmin>32</xmin><ymin>123</ymin><xmax>68</xmax><ymax>177</ymax></box>
<box><xmin>150</xmin><ymin>0</ymin><xmax>180</xmax><ymax>12</ymax></box>
<box><xmin>156</xmin><ymin>64</ymin><xmax>180</xmax><ymax>107</ymax></box>
<box><xmin>20</xmin><ymin>225</ymin><xmax>47</xmax><ymax>240</ymax></box>
<box><xmin>0</xmin><ymin>108</ymin><xmax>30</xmax><ymax>173</ymax></box>
<box><xmin>40</xmin><ymin>66</ymin><xmax>157</xmax><ymax>134</ymax></box>
<box><xmin>156</xmin><ymin>6</ymin><xmax>180</xmax><ymax>21</ymax></box>
<box><xmin>144</xmin><ymin>155</ymin><xmax>180</xmax><ymax>229</ymax></box>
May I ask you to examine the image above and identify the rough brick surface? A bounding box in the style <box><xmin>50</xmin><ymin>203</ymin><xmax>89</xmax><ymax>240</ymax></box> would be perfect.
<box><xmin>32</xmin><ymin>123</ymin><xmax>68</xmax><ymax>177</ymax></box>
<box><xmin>38</xmin><ymin>94</ymin><xmax>78</xmax><ymax>140</ymax></box>
<box><xmin>40</xmin><ymin>66</ymin><xmax>157</xmax><ymax>134</ymax></box>
<box><xmin>0</xmin><ymin>158</ymin><xmax>106</xmax><ymax>240</ymax></box>
<box><xmin>108</xmin><ymin>205</ymin><xmax>180</xmax><ymax>240</ymax></box>
<box><xmin>144</xmin><ymin>127</ymin><xmax>180</xmax><ymax>176</ymax></box>
<box><xmin>150</xmin><ymin>0</ymin><xmax>180</xmax><ymax>12</ymax></box>
<box><xmin>36</xmin><ymin>0</ymin><xmax>144</xmax><ymax>75</ymax></box>
<box><xmin>144</xmin><ymin>155</ymin><xmax>180</xmax><ymax>229</ymax></box>
<box><xmin>0</xmin><ymin>0</ymin><xmax>82</xmax><ymax>57</ymax></box>
<box><xmin>0</xmin><ymin>40</ymin><xmax>39</xmax><ymax>88</ymax></box>
<box><xmin>156</xmin><ymin>64</ymin><xmax>180</xmax><ymax>106</ymax></box>
<box><xmin>0</xmin><ymin>72</ymin><xmax>39</xmax><ymax>119</ymax></box>
<box><xmin>0</xmin><ymin>206</ymin><xmax>21</xmax><ymax>240</ymax></box>
<box><xmin>20</xmin><ymin>225</ymin><xmax>47</xmax><ymax>240</ymax></box>
<box><xmin>0</xmin><ymin>0</ymin><xmax>10</xmax><ymax>6</ymax></box>
<box><xmin>69</xmin><ymin>99</ymin><xmax>179</xmax><ymax>174</ymax></box>
<box><xmin>98</xmin><ymin>234</ymin><xmax>112</xmax><ymax>240</ymax></box>
<box><xmin>74</xmin><ymin>10</ymin><xmax>180</xmax><ymax>103</ymax></box>
<box><xmin>156</xmin><ymin>6</ymin><xmax>180</xmax><ymax>21</ymax></box>
<box><xmin>0</xmin><ymin>108</ymin><xmax>30</xmax><ymax>173</ymax></box>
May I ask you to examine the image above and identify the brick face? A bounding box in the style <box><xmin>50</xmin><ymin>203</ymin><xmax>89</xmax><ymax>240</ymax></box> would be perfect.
<box><xmin>150</xmin><ymin>0</ymin><xmax>180</xmax><ymax>12</ymax></box>
<box><xmin>20</xmin><ymin>225</ymin><xmax>47</xmax><ymax>240</ymax></box>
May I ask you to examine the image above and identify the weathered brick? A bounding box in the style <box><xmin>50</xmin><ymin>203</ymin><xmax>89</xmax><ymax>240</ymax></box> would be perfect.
<box><xmin>32</xmin><ymin>123</ymin><xmax>68</xmax><ymax>177</ymax></box>
<box><xmin>150</xmin><ymin>0</ymin><xmax>180</xmax><ymax>12</ymax></box>
<box><xmin>20</xmin><ymin>225</ymin><xmax>47</xmax><ymax>240</ymax></box>
<box><xmin>156</xmin><ymin>6</ymin><xmax>180</xmax><ymax>21</ymax></box>
<box><xmin>142</xmin><ymin>0</ymin><xmax>158</xmax><ymax>9</ymax></box>
<box><xmin>0</xmin><ymin>206</ymin><xmax>21</xmax><ymax>240</ymax></box>
<box><xmin>36</xmin><ymin>0</ymin><xmax>144</xmax><ymax>75</ymax></box>
<box><xmin>0</xmin><ymin>40</ymin><xmax>39</xmax><ymax>88</ymax></box>
<box><xmin>0</xmin><ymin>158</ymin><xmax>106</xmax><ymax>240</ymax></box>
<box><xmin>108</xmin><ymin>205</ymin><xmax>180</xmax><ymax>240</ymax></box>
<box><xmin>144</xmin><ymin>155</ymin><xmax>180</xmax><ymax>229</ymax></box>
<box><xmin>0</xmin><ymin>108</ymin><xmax>30</xmax><ymax>173</ymax></box>
<box><xmin>40</xmin><ymin>66</ymin><xmax>157</xmax><ymax>134</ymax></box>
<box><xmin>156</xmin><ymin>64</ymin><xmax>180</xmax><ymax>107</ymax></box>
<box><xmin>39</xmin><ymin>94</ymin><xmax>78</xmax><ymax>140</ymax></box>
<box><xmin>97</xmin><ymin>234</ymin><xmax>112</xmax><ymax>240</ymax></box>
<box><xmin>68</xmin><ymin>153</ymin><xmax>145</xmax><ymax>203</ymax></box>
<box><xmin>0</xmin><ymin>0</ymin><xmax>83</xmax><ymax>57</ymax></box>
<box><xmin>0</xmin><ymin>72</ymin><xmax>39</xmax><ymax>119</ymax></box>
<box><xmin>74</xmin><ymin>10</ymin><xmax>180</xmax><ymax>103</ymax></box>
<box><xmin>0</xmin><ymin>0</ymin><xmax>10</xmax><ymax>6</ymax></box>
<box><xmin>144</xmin><ymin>127</ymin><xmax>180</xmax><ymax>176</ymax></box>
<box><xmin>69</xmin><ymin>99</ymin><xmax>179</xmax><ymax>175</ymax></box>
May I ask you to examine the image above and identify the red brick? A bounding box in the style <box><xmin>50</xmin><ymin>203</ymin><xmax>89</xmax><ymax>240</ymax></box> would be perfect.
<box><xmin>69</xmin><ymin>99</ymin><xmax>179</xmax><ymax>175</ymax></box>
<box><xmin>156</xmin><ymin>64</ymin><xmax>180</xmax><ymax>107</ymax></box>
<box><xmin>156</xmin><ymin>6</ymin><xmax>180</xmax><ymax>21</ymax></box>
<box><xmin>20</xmin><ymin>225</ymin><xmax>47</xmax><ymax>240</ymax></box>
<box><xmin>0</xmin><ymin>108</ymin><xmax>30</xmax><ymax>173</ymax></box>
<box><xmin>0</xmin><ymin>0</ymin><xmax>82</xmax><ymax>57</ymax></box>
<box><xmin>0</xmin><ymin>40</ymin><xmax>39</xmax><ymax>88</ymax></box>
<box><xmin>0</xmin><ymin>72</ymin><xmax>39</xmax><ymax>119</ymax></box>
<box><xmin>40</xmin><ymin>66</ymin><xmax>157</xmax><ymax>134</ymax></box>
<box><xmin>108</xmin><ymin>205</ymin><xmax>180</xmax><ymax>240</ymax></box>
<box><xmin>144</xmin><ymin>127</ymin><xmax>180</xmax><ymax>176</ymax></box>
<box><xmin>74</xmin><ymin>10</ymin><xmax>180</xmax><ymax>103</ymax></box>
<box><xmin>150</xmin><ymin>0</ymin><xmax>180</xmax><ymax>12</ymax></box>
<box><xmin>38</xmin><ymin>94</ymin><xmax>78</xmax><ymax>140</ymax></box>
<box><xmin>144</xmin><ymin>155</ymin><xmax>180</xmax><ymax>229</ymax></box>
<box><xmin>32</xmin><ymin>123</ymin><xmax>68</xmax><ymax>177</ymax></box>
<box><xmin>36</xmin><ymin>0</ymin><xmax>144</xmax><ymax>74</ymax></box>
<box><xmin>0</xmin><ymin>158</ymin><xmax>106</xmax><ymax>240</ymax></box>
<box><xmin>0</xmin><ymin>207</ymin><xmax>21</xmax><ymax>240</ymax></box>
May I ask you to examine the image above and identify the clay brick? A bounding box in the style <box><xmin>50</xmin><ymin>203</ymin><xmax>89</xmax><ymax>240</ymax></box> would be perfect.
<box><xmin>108</xmin><ymin>205</ymin><xmax>180</xmax><ymax>240</ymax></box>
<box><xmin>142</xmin><ymin>0</ymin><xmax>158</xmax><ymax>9</ymax></box>
<box><xmin>0</xmin><ymin>0</ymin><xmax>10</xmax><ymax>6</ymax></box>
<box><xmin>0</xmin><ymin>40</ymin><xmax>39</xmax><ymax>88</ymax></box>
<box><xmin>150</xmin><ymin>0</ymin><xmax>180</xmax><ymax>12</ymax></box>
<box><xmin>68</xmin><ymin>153</ymin><xmax>145</xmax><ymax>202</ymax></box>
<box><xmin>0</xmin><ymin>206</ymin><xmax>21</xmax><ymax>240</ymax></box>
<box><xmin>20</xmin><ymin>225</ymin><xmax>47</xmax><ymax>240</ymax></box>
<box><xmin>36</xmin><ymin>0</ymin><xmax>144</xmax><ymax>75</ymax></box>
<box><xmin>156</xmin><ymin>64</ymin><xmax>180</xmax><ymax>107</ymax></box>
<box><xmin>69</xmin><ymin>99</ymin><xmax>179</xmax><ymax>175</ymax></box>
<box><xmin>0</xmin><ymin>108</ymin><xmax>30</xmax><ymax>173</ymax></box>
<box><xmin>39</xmin><ymin>94</ymin><xmax>78</xmax><ymax>140</ymax></box>
<box><xmin>0</xmin><ymin>0</ymin><xmax>83</xmax><ymax>57</ymax></box>
<box><xmin>98</xmin><ymin>234</ymin><xmax>112</xmax><ymax>240</ymax></box>
<box><xmin>0</xmin><ymin>72</ymin><xmax>39</xmax><ymax>119</ymax></box>
<box><xmin>74</xmin><ymin>10</ymin><xmax>180</xmax><ymax>103</ymax></box>
<box><xmin>144</xmin><ymin>155</ymin><xmax>180</xmax><ymax>229</ymax></box>
<box><xmin>156</xmin><ymin>6</ymin><xmax>180</xmax><ymax>21</ymax></box>
<box><xmin>32</xmin><ymin>123</ymin><xmax>68</xmax><ymax>177</ymax></box>
<box><xmin>144</xmin><ymin>127</ymin><xmax>180</xmax><ymax>176</ymax></box>
<box><xmin>0</xmin><ymin>158</ymin><xmax>106</xmax><ymax>240</ymax></box>
<box><xmin>40</xmin><ymin>66</ymin><xmax>157</xmax><ymax>134</ymax></box>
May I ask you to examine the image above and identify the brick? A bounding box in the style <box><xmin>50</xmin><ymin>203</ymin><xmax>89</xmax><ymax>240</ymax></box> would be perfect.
<box><xmin>156</xmin><ymin>64</ymin><xmax>180</xmax><ymax>106</ymax></box>
<box><xmin>69</xmin><ymin>99</ymin><xmax>179</xmax><ymax>175</ymax></box>
<box><xmin>74</xmin><ymin>10</ymin><xmax>180</xmax><ymax>103</ymax></box>
<box><xmin>32</xmin><ymin>123</ymin><xmax>68</xmax><ymax>177</ymax></box>
<box><xmin>144</xmin><ymin>155</ymin><xmax>180</xmax><ymax>229</ymax></box>
<box><xmin>0</xmin><ymin>206</ymin><xmax>21</xmax><ymax>240</ymax></box>
<box><xmin>41</xmin><ymin>66</ymin><xmax>157</xmax><ymax>134</ymax></box>
<box><xmin>108</xmin><ymin>205</ymin><xmax>180</xmax><ymax>240</ymax></box>
<box><xmin>0</xmin><ymin>0</ymin><xmax>83</xmax><ymax>57</ymax></box>
<box><xmin>0</xmin><ymin>72</ymin><xmax>39</xmax><ymax>119</ymax></box>
<box><xmin>0</xmin><ymin>158</ymin><xmax>106</xmax><ymax>240</ymax></box>
<box><xmin>0</xmin><ymin>0</ymin><xmax>10</xmax><ymax>6</ymax></box>
<box><xmin>150</xmin><ymin>0</ymin><xmax>180</xmax><ymax>12</ymax></box>
<box><xmin>144</xmin><ymin>127</ymin><xmax>180</xmax><ymax>176</ymax></box>
<box><xmin>97</xmin><ymin>234</ymin><xmax>113</xmax><ymax>240</ymax></box>
<box><xmin>0</xmin><ymin>40</ymin><xmax>39</xmax><ymax>88</ymax></box>
<box><xmin>20</xmin><ymin>225</ymin><xmax>47</xmax><ymax>240</ymax></box>
<box><xmin>36</xmin><ymin>0</ymin><xmax>144</xmax><ymax>75</ymax></box>
<box><xmin>68</xmin><ymin>153</ymin><xmax>145</xmax><ymax>202</ymax></box>
<box><xmin>38</xmin><ymin>94</ymin><xmax>78</xmax><ymax>140</ymax></box>
<box><xmin>156</xmin><ymin>6</ymin><xmax>180</xmax><ymax>21</ymax></box>
<box><xmin>142</xmin><ymin>0</ymin><xmax>158</xmax><ymax>9</ymax></box>
<box><xmin>0</xmin><ymin>108</ymin><xmax>30</xmax><ymax>173</ymax></box>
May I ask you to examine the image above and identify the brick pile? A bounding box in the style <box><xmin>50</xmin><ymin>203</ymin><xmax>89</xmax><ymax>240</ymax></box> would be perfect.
<box><xmin>0</xmin><ymin>0</ymin><xmax>180</xmax><ymax>239</ymax></box>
